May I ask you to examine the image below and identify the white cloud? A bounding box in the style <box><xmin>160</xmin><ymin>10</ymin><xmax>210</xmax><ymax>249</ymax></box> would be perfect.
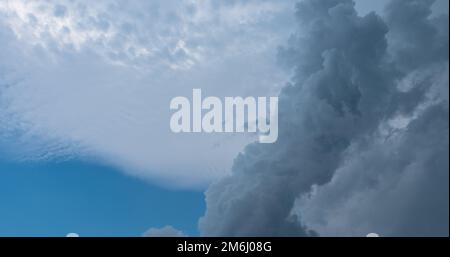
<box><xmin>143</xmin><ymin>225</ymin><xmax>185</xmax><ymax>237</ymax></box>
<box><xmin>0</xmin><ymin>0</ymin><xmax>296</xmax><ymax>188</ymax></box>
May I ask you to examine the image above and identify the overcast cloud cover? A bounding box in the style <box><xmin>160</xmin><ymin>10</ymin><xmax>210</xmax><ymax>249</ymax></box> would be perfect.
<box><xmin>0</xmin><ymin>0</ymin><xmax>448</xmax><ymax>237</ymax></box>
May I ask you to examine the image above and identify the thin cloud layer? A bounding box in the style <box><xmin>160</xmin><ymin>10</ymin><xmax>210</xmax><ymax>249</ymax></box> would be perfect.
<box><xmin>0</xmin><ymin>0</ymin><xmax>296</xmax><ymax>187</ymax></box>
<box><xmin>199</xmin><ymin>0</ymin><xmax>448</xmax><ymax>236</ymax></box>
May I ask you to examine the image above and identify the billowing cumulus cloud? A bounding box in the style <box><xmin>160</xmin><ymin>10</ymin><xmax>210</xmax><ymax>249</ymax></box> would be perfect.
<box><xmin>199</xmin><ymin>0</ymin><xmax>448</xmax><ymax>236</ymax></box>
<box><xmin>297</xmin><ymin>0</ymin><xmax>449</xmax><ymax>237</ymax></box>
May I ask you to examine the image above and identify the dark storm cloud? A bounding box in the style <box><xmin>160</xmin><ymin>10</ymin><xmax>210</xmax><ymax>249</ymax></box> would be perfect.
<box><xmin>199</xmin><ymin>0</ymin><xmax>448</xmax><ymax>236</ymax></box>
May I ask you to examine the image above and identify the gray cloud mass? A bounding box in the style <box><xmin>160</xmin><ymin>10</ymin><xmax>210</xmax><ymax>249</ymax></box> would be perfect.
<box><xmin>199</xmin><ymin>0</ymin><xmax>448</xmax><ymax>236</ymax></box>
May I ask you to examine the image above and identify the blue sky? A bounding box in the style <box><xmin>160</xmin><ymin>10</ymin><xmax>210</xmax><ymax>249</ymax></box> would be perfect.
<box><xmin>0</xmin><ymin>158</ymin><xmax>204</xmax><ymax>236</ymax></box>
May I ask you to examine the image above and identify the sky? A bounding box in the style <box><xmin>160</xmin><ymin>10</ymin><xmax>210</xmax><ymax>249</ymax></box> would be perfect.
<box><xmin>0</xmin><ymin>0</ymin><xmax>448</xmax><ymax>237</ymax></box>
<box><xmin>0</xmin><ymin>159</ymin><xmax>204</xmax><ymax>236</ymax></box>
